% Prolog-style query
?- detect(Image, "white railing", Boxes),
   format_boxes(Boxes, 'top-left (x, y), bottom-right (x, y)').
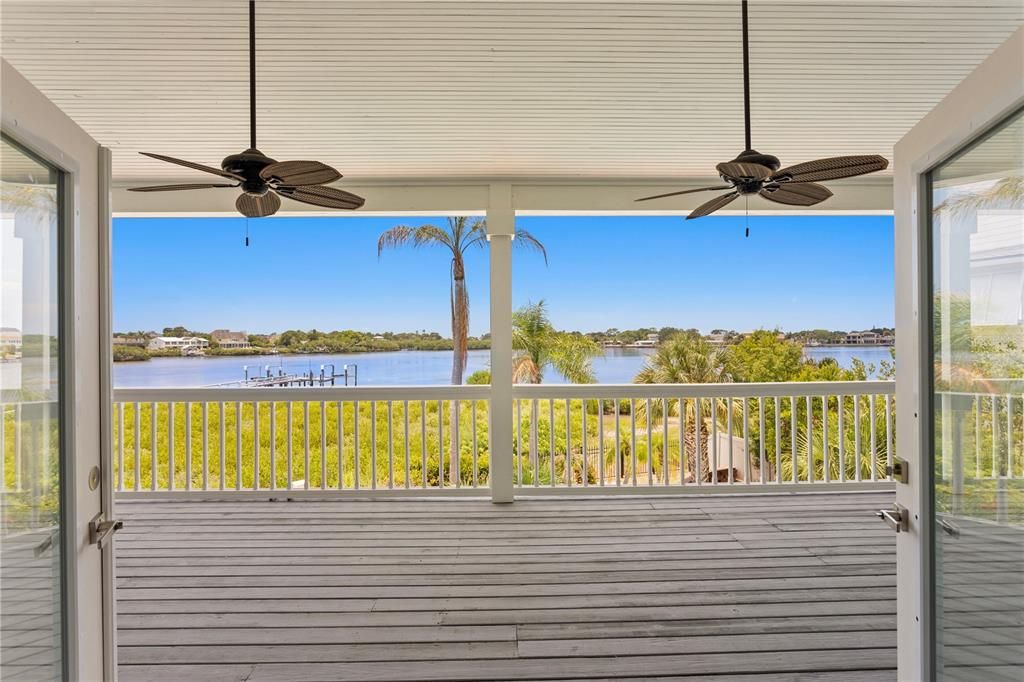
top-left (511, 381), bottom-right (897, 490)
top-left (111, 386), bottom-right (490, 494)
top-left (109, 381), bottom-right (916, 496)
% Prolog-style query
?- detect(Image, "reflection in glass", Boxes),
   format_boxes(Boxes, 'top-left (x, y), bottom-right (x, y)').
top-left (930, 109), bottom-right (1023, 680)
top-left (0, 135), bottom-right (63, 680)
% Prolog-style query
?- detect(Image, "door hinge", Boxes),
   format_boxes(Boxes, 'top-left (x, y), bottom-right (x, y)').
top-left (89, 512), bottom-right (123, 550)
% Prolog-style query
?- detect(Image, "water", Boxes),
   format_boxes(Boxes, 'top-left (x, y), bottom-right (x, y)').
top-left (112, 345), bottom-right (893, 387)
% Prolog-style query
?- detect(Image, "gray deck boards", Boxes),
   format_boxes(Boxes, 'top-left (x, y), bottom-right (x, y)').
top-left (115, 491), bottom-right (897, 681)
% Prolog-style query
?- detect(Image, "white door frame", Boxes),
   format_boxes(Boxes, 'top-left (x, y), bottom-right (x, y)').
top-left (1, 59), bottom-right (114, 681)
top-left (893, 27), bottom-right (1024, 681)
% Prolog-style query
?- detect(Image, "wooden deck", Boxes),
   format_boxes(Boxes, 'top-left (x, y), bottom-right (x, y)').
top-left (115, 491), bottom-right (897, 681)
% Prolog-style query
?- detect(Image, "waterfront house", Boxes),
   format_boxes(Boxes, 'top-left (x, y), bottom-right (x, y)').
top-left (145, 335), bottom-right (209, 352)
top-left (0, 4), bottom-right (1021, 681)
top-left (210, 329), bottom-right (251, 349)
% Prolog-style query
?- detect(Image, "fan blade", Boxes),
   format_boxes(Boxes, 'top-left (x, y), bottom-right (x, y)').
top-left (128, 183), bottom-right (236, 192)
top-left (634, 186), bottom-right (732, 202)
top-left (260, 160), bottom-right (342, 186)
top-left (760, 182), bottom-right (833, 206)
top-left (686, 191), bottom-right (739, 220)
top-left (139, 152), bottom-right (244, 181)
top-left (716, 162), bottom-right (772, 182)
top-left (236, 192), bottom-right (282, 218)
top-left (275, 185), bottom-right (365, 210)
top-left (771, 155), bottom-right (888, 183)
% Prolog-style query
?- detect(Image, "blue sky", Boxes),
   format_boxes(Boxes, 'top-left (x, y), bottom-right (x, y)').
top-left (113, 214), bottom-right (893, 336)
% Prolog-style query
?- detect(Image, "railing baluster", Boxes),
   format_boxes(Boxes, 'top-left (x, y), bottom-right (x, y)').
top-left (582, 399), bottom-right (589, 487)
top-left (727, 398), bottom-right (734, 484)
top-left (566, 399), bottom-right (572, 487)
top-left (678, 398), bottom-right (685, 485)
top-left (614, 399), bottom-right (621, 487)
top-left (320, 401), bottom-right (327, 490)
top-left (287, 402), bottom-right (294, 490)
top-left (549, 399), bottom-right (556, 486)
top-left (202, 402), bottom-right (209, 491)
top-left (838, 395), bottom-right (846, 483)
top-left (472, 400), bottom-right (479, 488)
top-left (1008, 395), bottom-right (1014, 479)
top-left (253, 402), bottom-right (260, 490)
top-left (710, 397), bottom-right (718, 487)
top-left (185, 402), bottom-right (191, 490)
top-left (805, 395), bottom-right (813, 484)
top-left (630, 399), bottom-right (637, 487)
top-left (420, 401), bottom-right (426, 489)
top-left (235, 401), bottom-right (242, 491)
top-left (387, 400), bottom-right (394, 489)
top-left (975, 395), bottom-right (982, 478)
top-left (822, 396), bottom-right (829, 484)
top-left (301, 401), bottom-right (309, 490)
top-left (453, 399), bottom-right (460, 488)
top-left (598, 398), bottom-right (605, 487)
top-left (269, 401), bottom-right (277, 490)
top-left (219, 401), bottom-right (225, 491)
top-left (773, 396), bottom-right (781, 485)
top-left (869, 394), bottom-right (877, 482)
top-left (991, 395), bottom-right (999, 478)
top-left (338, 400), bottom-right (345, 490)
top-left (336, 400), bottom-right (342, 490)
top-left (854, 394), bottom-right (862, 481)
top-left (168, 402), bottom-right (175, 491)
top-left (405, 400), bottom-right (411, 489)
top-left (694, 398), bottom-right (701, 487)
top-left (134, 402), bottom-right (141, 491)
top-left (662, 398), bottom-right (669, 486)
top-left (151, 402), bottom-right (157, 491)
top-left (117, 403), bottom-right (124, 492)
top-left (645, 398), bottom-right (653, 487)
top-left (353, 400), bottom-right (360, 490)
top-left (758, 397), bottom-right (766, 485)
top-left (790, 397), bottom-right (797, 485)
top-left (515, 399), bottom-right (522, 486)
top-left (885, 394), bottom-right (893, 478)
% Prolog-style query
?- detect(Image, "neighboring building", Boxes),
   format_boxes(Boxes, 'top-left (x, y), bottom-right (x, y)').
top-left (633, 333), bottom-right (660, 348)
top-left (844, 331), bottom-right (881, 345)
top-left (211, 329), bottom-right (251, 349)
top-left (113, 335), bottom-right (148, 347)
top-left (147, 336), bottom-right (209, 351)
top-left (0, 327), bottom-right (22, 350)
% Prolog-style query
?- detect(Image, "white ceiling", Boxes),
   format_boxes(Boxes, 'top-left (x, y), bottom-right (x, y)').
top-left (1, 1), bottom-right (1021, 184)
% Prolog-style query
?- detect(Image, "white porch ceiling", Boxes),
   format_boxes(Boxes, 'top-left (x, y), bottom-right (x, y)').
top-left (1, 1), bottom-right (1021, 185)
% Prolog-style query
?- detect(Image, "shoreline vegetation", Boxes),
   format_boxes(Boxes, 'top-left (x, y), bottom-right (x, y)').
top-left (111, 325), bottom-right (896, 363)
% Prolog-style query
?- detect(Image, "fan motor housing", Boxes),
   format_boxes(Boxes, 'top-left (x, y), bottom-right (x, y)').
top-left (733, 149), bottom-right (781, 171)
top-left (222, 148), bottom-right (277, 195)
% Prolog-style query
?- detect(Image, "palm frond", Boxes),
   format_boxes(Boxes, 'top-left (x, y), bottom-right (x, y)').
top-left (512, 228), bottom-right (549, 265)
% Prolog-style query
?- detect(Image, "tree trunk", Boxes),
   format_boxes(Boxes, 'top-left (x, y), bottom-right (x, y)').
top-left (448, 257), bottom-right (468, 486)
top-left (683, 420), bottom-right (712, 483)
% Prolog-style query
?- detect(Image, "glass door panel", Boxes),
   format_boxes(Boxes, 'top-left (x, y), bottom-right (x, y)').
top-left (929, 108), bottom-right (1023, 680)
top-left (0, 135), bottom-right (65, 680)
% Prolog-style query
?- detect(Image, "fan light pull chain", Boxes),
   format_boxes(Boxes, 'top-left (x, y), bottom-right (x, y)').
top-left (744, 197), bottom-right (749, 238)
top-left (245, 217), bottom-right (250, 247)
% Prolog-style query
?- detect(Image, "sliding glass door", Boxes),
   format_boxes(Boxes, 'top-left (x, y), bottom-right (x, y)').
top-left (928, 107), bottom-right (1023, 680)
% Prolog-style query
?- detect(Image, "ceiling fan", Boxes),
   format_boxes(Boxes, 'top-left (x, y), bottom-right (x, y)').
top-left (636, 0), bottom-right (888, 219)
top-left (129, 1), bottom-right (364, 217)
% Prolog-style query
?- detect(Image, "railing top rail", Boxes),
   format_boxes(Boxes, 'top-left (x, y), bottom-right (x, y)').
top-left (112, 384), bottom-right (492, 403)
top-left (511, 380), bottom-right (895, 400)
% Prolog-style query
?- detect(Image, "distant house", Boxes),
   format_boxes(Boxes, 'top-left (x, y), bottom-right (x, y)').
top-left (113, 335), bottom-right (148, 347)
top-left (844, 331), bottom-right (881, 345)
top-left (211, 329), bottom-right (251, 349)
top-left (632, 333), bottom-right (660, 348)
top-left (707, 331), bottom-right (728, 346)
top-left (147, 336), bottom-right (209, 351)
top-left (0, 327), bottom-right (22, 349)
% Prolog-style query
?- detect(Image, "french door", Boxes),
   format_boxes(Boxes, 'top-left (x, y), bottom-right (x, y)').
top-left (0, 60), bottom-right (116, 680)
top-left (894, 27), bottom-right (1024, 682)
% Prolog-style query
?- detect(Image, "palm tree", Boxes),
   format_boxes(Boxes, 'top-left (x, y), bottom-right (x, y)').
top-left (634, 333), bottom-right (735, 482)
top-left (512, 300), bottom-right (600, 385)
top-left (378, 217), bottom-right (545, 484)
top-left (512, 301), bottom-right (601, 484)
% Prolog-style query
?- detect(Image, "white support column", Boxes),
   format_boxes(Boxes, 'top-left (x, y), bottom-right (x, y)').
top-left (488, 183), bottom-right (514, 503)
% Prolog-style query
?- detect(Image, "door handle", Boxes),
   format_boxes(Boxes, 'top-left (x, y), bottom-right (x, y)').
top-left (874, 504), bottom-right (909, 533)
top-left (89, 512), bottom-right (124, 550)
top-left (938, 518), bottom-right (960, 539)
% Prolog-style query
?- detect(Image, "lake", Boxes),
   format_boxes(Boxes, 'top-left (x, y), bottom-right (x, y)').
top-left (111, 345), bottom-right (894, 387)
